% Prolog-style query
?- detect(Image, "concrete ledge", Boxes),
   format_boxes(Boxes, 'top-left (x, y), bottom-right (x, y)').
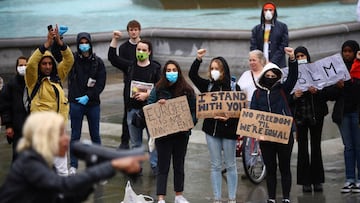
top-left (1, 22), bottom-right (359, 78)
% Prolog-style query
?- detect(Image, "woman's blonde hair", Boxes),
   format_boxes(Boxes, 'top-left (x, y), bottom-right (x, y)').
top-left (17, 111), bottom-right (64, 167)
top-left (208, 58), bottom-right (225, 81)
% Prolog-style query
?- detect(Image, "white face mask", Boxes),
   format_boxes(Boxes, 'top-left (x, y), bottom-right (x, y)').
top-left (211, 70), bottom-right (221, 81)
top-left (297, 59), bottom-right (308, 64)
top-left (265, 10), bottom-right (273, 21)
top-left (17, 65), bottom-right (26, 76)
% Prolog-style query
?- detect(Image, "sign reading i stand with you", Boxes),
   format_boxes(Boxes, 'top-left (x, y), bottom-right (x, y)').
top-left (196, 91), bottom-right (247, 118)
top-left (281, 53), bottom-right (350, 93)
top-left (237, 109), bottom-right (293, 144)
top-left (143, 96), bottom-right (194, 139)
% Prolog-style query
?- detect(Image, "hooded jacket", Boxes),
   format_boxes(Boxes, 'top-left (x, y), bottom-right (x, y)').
top-left (25, 44), bottom-right (74, 120)
top-left (331, 40), bottom-right (360, 124)
top-left (189, 57), bottom-right (239, 140)
top-left (251, 60), bottom-right (298, 135)
top-left (68, 32), bottom-right (106, 106)
top-left (250, 2), bottom-right (288, 68)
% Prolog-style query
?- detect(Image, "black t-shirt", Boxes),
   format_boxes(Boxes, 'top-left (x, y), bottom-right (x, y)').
top-left (127, 62), bottom-right (160, 109)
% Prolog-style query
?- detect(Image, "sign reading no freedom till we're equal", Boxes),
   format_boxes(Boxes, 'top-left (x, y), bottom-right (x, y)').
top-left (143, 95), bottom-right (194, 139)
top-left (237, 109), bottom-right (293, 144)
top-left (196, 91), bottom-right (247, 118)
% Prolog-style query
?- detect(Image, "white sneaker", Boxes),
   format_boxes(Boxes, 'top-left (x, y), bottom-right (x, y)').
top-left (175, 195), bottom-right (189, 203)
top-left (157, 200), bottom-right (166, 203)
top-left (69, 167), bottom-right (77, 176)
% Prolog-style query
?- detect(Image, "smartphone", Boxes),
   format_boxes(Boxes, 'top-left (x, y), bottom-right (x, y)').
top-left (47, 25), bottom-right (53, 31)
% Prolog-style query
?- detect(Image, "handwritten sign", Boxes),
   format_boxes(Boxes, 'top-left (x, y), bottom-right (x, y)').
top-left (143, 96), bottom-right (194, 138)
top-left (281, 53), bottom-right (350, 93)
top-left (196, 91), bottom-right (247, 118)
top-left (237, 109), bottom-right (293, 144)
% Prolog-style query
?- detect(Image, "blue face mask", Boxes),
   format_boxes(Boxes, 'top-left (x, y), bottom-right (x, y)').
top-left (166, 72), bottom-right (178, 83)
top-left (79, 43), bottom-right (91, 52)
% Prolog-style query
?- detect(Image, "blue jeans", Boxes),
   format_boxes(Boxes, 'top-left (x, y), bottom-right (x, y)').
top-left (338, 112), bottom-right (360, 183)
top-left (206, 134), bottom-right (237, 200)
top-left (69, 103), bottom-right (101, 168)
top-left (127, 108), bottom-right (157, 168)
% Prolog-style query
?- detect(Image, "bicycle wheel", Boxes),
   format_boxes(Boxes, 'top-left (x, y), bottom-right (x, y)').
top-left (242, 136), bottom-right (266, 184)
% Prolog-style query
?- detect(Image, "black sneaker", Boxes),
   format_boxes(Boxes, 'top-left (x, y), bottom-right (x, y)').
top-left (281, 199), bottom-right (290, 203)
top-left (118, 142), bottom-right (130, 149)
top-left (341, 182), bottom-right (354, 193)
top-left (267, 199), bottom-right (276, 203)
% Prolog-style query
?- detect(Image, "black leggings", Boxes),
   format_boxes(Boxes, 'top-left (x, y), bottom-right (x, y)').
top-left (260, 138), bottom-right (294, 199)
top-left (155, 133), bottom-right (189, 195)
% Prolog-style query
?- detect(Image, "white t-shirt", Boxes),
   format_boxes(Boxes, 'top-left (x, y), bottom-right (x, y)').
top-left (263, 24), bottom-right (272, 61)
top-left (237, 70), bottom-right (259, 102)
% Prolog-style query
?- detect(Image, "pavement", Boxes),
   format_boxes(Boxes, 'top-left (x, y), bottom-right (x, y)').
top-left (0, 70), bottom-right (357, 203)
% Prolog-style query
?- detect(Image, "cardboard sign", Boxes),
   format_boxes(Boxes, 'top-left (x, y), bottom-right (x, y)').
top-left (281, 53), bottom-right (350, 93)
top-left (143, 95), bottom-right (194, 138)
top-left (196, 91), bottom-right (247, 118)
top-left (237, 109), bottom-right (293, 144)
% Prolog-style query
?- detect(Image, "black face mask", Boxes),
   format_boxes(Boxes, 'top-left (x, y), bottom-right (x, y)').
top-left (262, 77), bottom-right (278, 89)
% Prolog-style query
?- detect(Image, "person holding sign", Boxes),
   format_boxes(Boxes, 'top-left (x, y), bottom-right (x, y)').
top-left (189, 49), bottom-right (239, 203)
top-left (291, 46), bottom-right (328, 193)
top-left (250, 47), bottom-right (298, 203)
top-left (148, 60), bottom-right (196, 203)
top-left (333, 40), bottom-right (360, 193)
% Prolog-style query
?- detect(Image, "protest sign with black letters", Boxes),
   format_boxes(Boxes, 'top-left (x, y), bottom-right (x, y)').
top-left (281, 53), bottom-right (350, 93)
top-left (196, 91), bottom-right (247, 118)
top-left (237, 109), bottom-right (293, 144)
top-left (143, 95), bottom-right (194, 138)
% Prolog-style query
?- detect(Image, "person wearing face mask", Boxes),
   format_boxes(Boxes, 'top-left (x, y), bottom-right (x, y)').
top-left (251, 47), bottom-right (297, 203)
top-left (250, 2), bottom-right (288, 68)
top-left (109, 39), bottom-right (161, 175)
top-left (290, 46), bottom-right (331, 193)
top-left (189, 49), bottom-right (239, 203)
top-left (148, 60), bottom-right (196, 203)
top-left (67, 32), bottom-right (107, 175)
top-left (0, 56), bottom-right (29, 162)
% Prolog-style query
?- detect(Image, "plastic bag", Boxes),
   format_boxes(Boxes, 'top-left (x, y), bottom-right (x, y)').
top-left (148, 137), bottom-right (155, 152)
top-left (121, 181), bottom-right (154, 203)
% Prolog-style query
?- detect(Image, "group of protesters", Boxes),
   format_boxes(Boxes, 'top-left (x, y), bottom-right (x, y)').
top-left (0, 1), bottom-right (360, 203)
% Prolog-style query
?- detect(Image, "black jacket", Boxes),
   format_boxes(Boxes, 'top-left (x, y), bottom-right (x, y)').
top-left (0, 149), bottom-right (116, 203)
top-left (0, 74), bottom-right (28, 141)
top-left (189, 58), bottom-right (239, 140)
top-left (68, 32), bottom-right (106, 106)
top-left (250, 6), bottom-right (288, 68)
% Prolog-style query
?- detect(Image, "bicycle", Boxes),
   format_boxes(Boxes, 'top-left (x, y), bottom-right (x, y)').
top-left (239, 135), bottom-right (266, 184)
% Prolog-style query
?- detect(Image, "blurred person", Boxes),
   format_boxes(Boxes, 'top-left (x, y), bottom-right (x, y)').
top-left (25, 24), bottom-right (74, 176)
top-left (148, 60), bottom-right (197, 203)
top-left (250, 2), bottom-right (288, 68)
top-left (0, 111), bottom-right (146, 203)
top-left (189, 49), bottom-right (239, 203)
top-left (108, 20), bottom-right (141, 150)
top-left (251, 47), bottom-right (298, 203)
top-left (67, 32), bottom-right (106, 175)
top-left (0, 56), bottom-right (29, 162)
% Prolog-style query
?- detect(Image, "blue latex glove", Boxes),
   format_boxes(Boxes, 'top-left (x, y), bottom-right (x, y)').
top-left (75, 95), bottom-right (89, 105)
top-left (58, 25), bottom-right (68, 36)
